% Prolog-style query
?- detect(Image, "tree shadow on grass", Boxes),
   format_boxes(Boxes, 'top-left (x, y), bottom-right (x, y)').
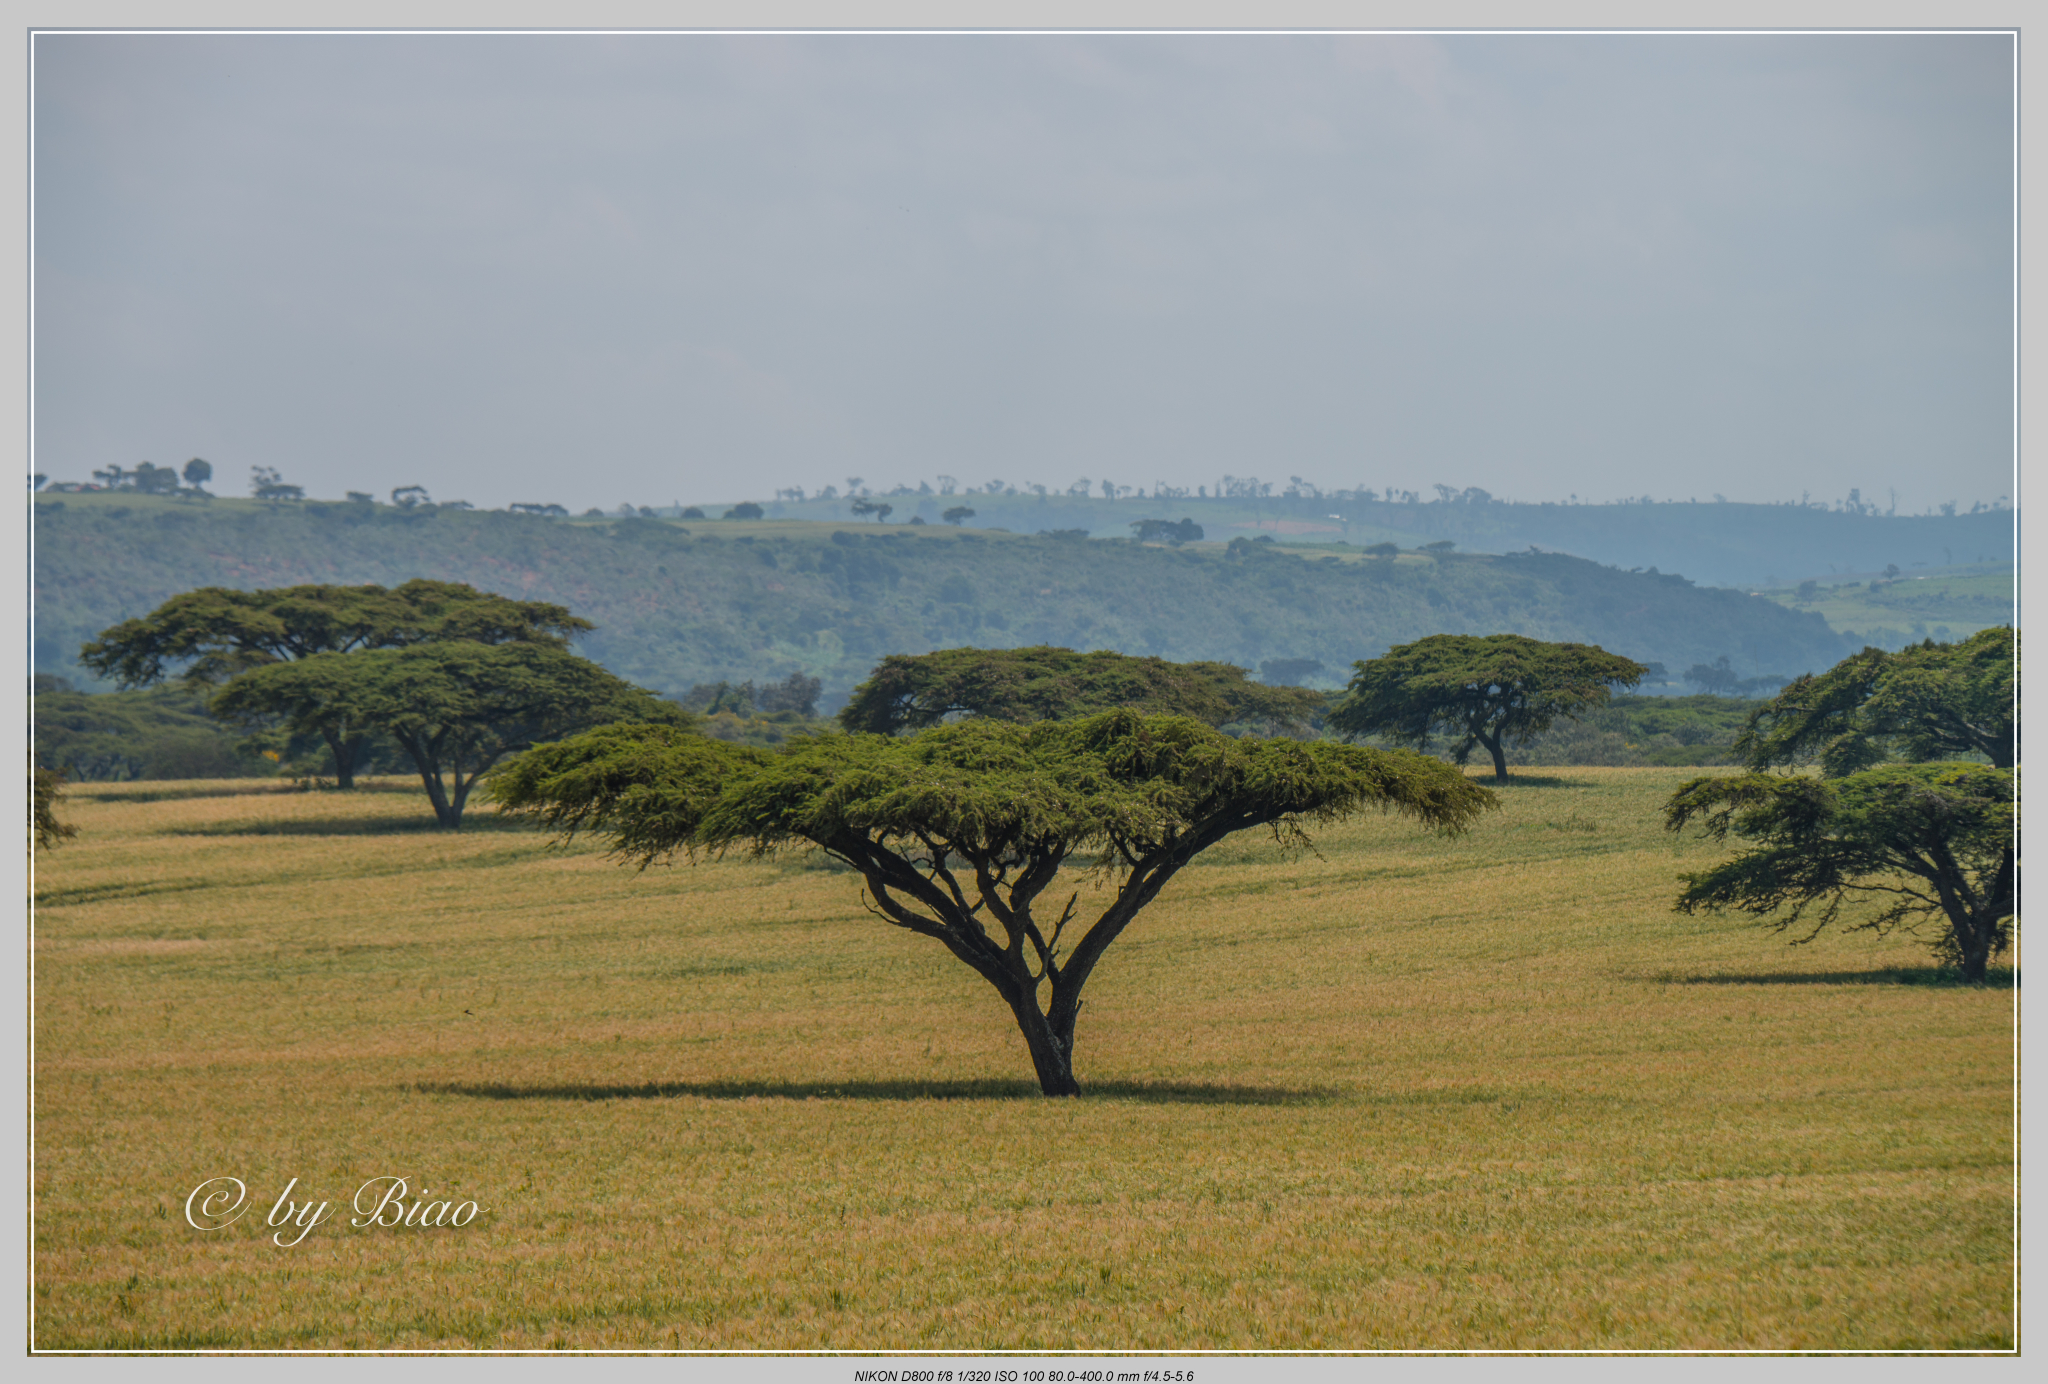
top-left (85, 778), bottom-right (430, 804)
top-left (1667, 966), bottom-right (2015, 990)
top-left (1482, 774), bottom-right (1592, 789)
top-left (413, 1077), bottom-right (1344, 1105)
top-left (176, 814), bottom-right (537, 837)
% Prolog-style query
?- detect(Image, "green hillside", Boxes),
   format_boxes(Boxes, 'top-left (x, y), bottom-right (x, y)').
top-left (33, 494), bottom-right (1849, 705)
top-left (1752, 567), bottom-right (2014, 648)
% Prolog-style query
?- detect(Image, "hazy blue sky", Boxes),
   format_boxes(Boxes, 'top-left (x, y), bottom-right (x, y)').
top-left (33, 31), bottom-right (2013, 512)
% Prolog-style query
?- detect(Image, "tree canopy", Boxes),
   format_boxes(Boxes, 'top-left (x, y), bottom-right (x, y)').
top-left (488, 709), bottom-right (1494, 1094)
top-left (80, 580), bottom-right (593, 786)
top-left (33, 762), bottom-right (78, 850)
top-left (1733, 627), bottom-right (2014, 776)
top-left (837, 646), bottom-right (1326, 737)
top-left (1129, 518), bottom-right (1204, 545)
top-left (1329, 634), bottom-right (1646, 781)
top-left (214, 641), bottom-right (687, 828)
top-left (1666, 762), bottom-right (2014, 981)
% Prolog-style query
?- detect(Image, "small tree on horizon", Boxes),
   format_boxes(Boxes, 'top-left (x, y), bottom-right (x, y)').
top-left (488, 711), bottom-right (1493, 1095)
top-left (250, 467), bottom-right (305, 502)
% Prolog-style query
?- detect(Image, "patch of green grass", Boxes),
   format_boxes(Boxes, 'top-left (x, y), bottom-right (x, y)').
top-left (1756, 566), bottom-right (2013, 646)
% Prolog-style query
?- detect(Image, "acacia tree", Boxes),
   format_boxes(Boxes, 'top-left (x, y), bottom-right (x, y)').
top-left (80, 581), bottom-right (592, 787)
top-left (1329, 634), bottom-right (1646, 781)
top-left (213, 642), bottom-right (687, 828)
top-left (489, 710), bottom-right (1493, 1095)
top-left (1666, 763), bottom-right (2014, 981)
top-left (1734, 627), bottom-right (2014, 776)
top-left (839, 646), bottom-right (1325, 737)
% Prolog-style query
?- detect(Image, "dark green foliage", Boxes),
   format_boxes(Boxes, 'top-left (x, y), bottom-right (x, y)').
top-left (1733, 627), bottom-right (2013, 776)
top-left (1666, 764), bottom-right (2014, 981)
top-left (80, 579), bottom-right (590, 688)
top-left (488, 710), bottom-right (1494, 1094)
top-left (79, 579), bottom-right (592, 787)
top-left (757, 671), bottom-right (822, 716)
top-left (837, 647), bottom-right (1325, 736)
top-left (680, 671), bottom-right (822, 718)
top-left (1683, 655), bottom-right (1786, 697)
top-left (33, 763), bottom-right (79, 849)
top-left (682, 681), bottom-right (757, 716)
top-left (33, 679), bottom-right (263, 782)
top-left (213, 642), bottom-right (688, 828)
top-left (942, 506), bottom-right (976, 526)
top-left (724, 503), bottom-right (765, 520)
top-left (1494, 695), bottom-right (1759, 769)
top-left (1129, 518), bottom-right (1204, 545)
top-left (1330, 634), bottom-right (1646, 781)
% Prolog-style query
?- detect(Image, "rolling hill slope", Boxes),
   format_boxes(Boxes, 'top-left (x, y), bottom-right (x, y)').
top-left (35, 495), bottom-right (1850, 703)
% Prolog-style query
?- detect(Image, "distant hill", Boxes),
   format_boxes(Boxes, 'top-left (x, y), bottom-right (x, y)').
top-left (736, 491), bottom-right (2014, 591)
top-left (34, 495), bottom-right (1851, 705)
top-left (1751, 567), bottom-right (2013, 649)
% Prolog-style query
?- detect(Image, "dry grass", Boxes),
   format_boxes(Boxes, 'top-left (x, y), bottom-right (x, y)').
top-left (30, 769), bottom-right (2014, 1351)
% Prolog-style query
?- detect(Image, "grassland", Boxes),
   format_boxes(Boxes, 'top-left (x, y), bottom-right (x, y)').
top-left (31, 770), bottom-right (2013, 1351)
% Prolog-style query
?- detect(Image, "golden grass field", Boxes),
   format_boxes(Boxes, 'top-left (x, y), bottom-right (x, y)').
top-left (31, 767), bottom-right (2014, 1351)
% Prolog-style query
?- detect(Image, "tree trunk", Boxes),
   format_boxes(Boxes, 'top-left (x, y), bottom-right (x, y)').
top-left (1008, 992), bottom-right (1081, 1097)
top-left (419, 769), bottom-right (464, 829)
top-left (1956, 907), bottom-right (1998, 982)
top-left (393, 733), bottom-right (463, 829)
top-left (1478, 731), bottom-right (1509, 782)
top-left (320, 728), bottom-right (360, 790)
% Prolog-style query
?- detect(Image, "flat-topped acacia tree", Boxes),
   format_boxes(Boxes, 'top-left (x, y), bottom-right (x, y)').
top-left (1331, 633), bottom-right (1646, 782)
top-left (80, 580), bottom-right (592, 788)
top-left (488, 710), bottom-right (1493, 1096)
top-left (838, 645), bottom-right (1326, 737)
top-left (213, 641), bottom-right (686, 829)
top-left (1733, 626), bottom-right (2014, 777)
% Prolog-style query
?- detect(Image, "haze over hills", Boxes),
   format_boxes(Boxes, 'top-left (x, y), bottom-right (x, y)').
top-left (34, 494), bottom-right (1875, 707)
top-left (695, 489), bottom-right (2016, 592)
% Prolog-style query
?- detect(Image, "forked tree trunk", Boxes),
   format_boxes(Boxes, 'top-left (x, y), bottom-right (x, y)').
top-left (1008, 991), bottom-right (1081, 1097)
top-left (1954, 903), bottom-right (2002, 982)
top-left (319, 728), bottom-right (366, 790)
top-left (1939, 850), bottom-right (2011, 984)
top-left (392, 731), bottom-right (470, 829)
